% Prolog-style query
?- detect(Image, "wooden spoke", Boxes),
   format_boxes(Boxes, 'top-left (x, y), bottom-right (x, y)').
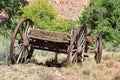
top-left (17, 29), bottom-right (23, 40)
top-left (14, 43), bottom-right (22, 48)
top-left (23, 48), bottom-right (28, 63)
top-left (16, 47), bottom-right (24, 63)
top-left (15, 46), bottom-right (24, 55)
top-left (15, 38), bottom-right (23, 43)
top-left (72, 52), bottom-right (77, 63)
top-left (79, 32), bottom-right (85, 46)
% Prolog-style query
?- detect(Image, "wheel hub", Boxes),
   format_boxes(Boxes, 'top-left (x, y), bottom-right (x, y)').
top-left (23, 39), bottom-right (29, 47)
top-left (77, 46), bottom-right (83, 53)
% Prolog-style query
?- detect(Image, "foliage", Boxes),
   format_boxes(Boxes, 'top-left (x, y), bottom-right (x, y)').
top-left (78, 0), bottom-right (120, 44)
top-left (104, 42), bottom-right (120, 52)
top-left (19, 0), bottom-right (75, 32)
top-left (0, 0), bottom-right (28, 36)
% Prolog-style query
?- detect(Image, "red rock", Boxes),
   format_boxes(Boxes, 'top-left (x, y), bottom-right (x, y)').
top-left (60, 0), bottom-right (68, 3)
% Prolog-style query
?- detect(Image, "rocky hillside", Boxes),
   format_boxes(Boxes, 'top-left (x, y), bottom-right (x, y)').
top-left (0, 0), bottom-right (90, 23)
top-left (50, 0), bottom-right (90, 20)
top-left (27, 0), bottom-right (90, 20)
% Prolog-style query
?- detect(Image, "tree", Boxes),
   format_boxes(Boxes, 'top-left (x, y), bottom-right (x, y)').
top-left (78, 0), bottom-right (120, 44)
top-left (0, 0), bottom-right (28, 36)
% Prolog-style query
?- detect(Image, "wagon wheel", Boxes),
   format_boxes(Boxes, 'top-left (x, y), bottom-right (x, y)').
top-left (10, 18), bottom-right (34, 64)
top-left (94, 32), bottom-right (102, 63)
top-left (66, 26), bottom-right (87, 65)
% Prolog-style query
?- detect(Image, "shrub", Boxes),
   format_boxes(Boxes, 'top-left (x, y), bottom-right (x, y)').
top-left (19, 0), bottom-right (75, 32)
top-left (104, 42), bottom-right (120, 52)
top-left (78, 0), bottom-right (120, 45)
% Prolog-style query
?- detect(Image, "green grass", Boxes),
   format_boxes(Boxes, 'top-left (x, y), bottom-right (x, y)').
top-left (0, 36), bottom-right (10, 64)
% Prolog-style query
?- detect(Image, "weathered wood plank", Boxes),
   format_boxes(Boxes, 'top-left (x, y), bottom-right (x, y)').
top-left (29, 29), bottom-right (70, 43)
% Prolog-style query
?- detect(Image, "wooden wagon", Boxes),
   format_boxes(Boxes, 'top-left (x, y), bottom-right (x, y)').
top-left (10, 18), bottom-right (102, 65)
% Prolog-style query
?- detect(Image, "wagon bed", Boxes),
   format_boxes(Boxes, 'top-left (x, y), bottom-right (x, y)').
top-left (29, 28), bottom-right (70, 53)
top-left (29, 29), bottom-right (70, 43)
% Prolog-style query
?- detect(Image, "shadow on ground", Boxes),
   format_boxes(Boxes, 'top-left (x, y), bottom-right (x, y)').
top-left (29, 58), bottom-right (67, 68)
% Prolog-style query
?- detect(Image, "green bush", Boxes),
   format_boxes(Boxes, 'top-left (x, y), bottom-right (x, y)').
top-left (0, 0), bottom-right (28, 37)
top-left (19, 0), bottom-right (75, 32)
top-left (78, 0), bottom-right (120, 45)
top-left (105, 42), bottom-right (120, 52)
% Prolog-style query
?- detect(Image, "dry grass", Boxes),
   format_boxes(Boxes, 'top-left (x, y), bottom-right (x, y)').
top-left (102, 51), bottom-right (120, 62)
top-left (0, 50), bottom-right (120, 80)
top-left (61, 64), bottom-right (82, 74)
top-left (2, 64), bottom-right (54, 80)
top-left (113, 71), bottom-right (120, 80)
top-left (106, 60), bottom-right (114, 68)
